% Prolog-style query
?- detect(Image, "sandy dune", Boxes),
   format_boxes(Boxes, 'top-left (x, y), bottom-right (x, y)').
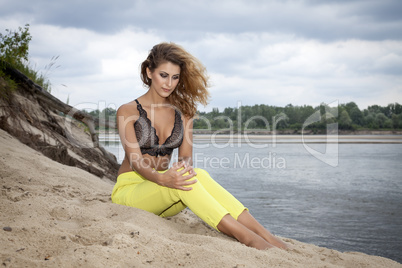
top-left (1, 129), bottom-right (401, 267)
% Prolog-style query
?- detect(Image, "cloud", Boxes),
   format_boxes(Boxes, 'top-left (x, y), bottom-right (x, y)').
top-left (1, 0), bottom-right (401, 112)
top-left (21, 24), bottom-right (164, 108)
top-left (191, 33), bottom-right (402, 110)
top-left (2, 0), bottom-right (402, 40)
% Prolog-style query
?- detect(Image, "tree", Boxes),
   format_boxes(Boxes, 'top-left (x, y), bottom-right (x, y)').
top-left (1, 24), bottom-right (54, 93)
top-left (392, 114), bottom-right (402, 129)
top-left (0, 24), bottom-right (31, 66)
top-left (214, 118), bottom-right (228, 129)
top-left (375, 113), bottom-right (388, 128)
top-left (223, 107), bottom-right (233, 117)
top-left (339, 110), bottom-right (352, 129)
top-left (192, 102), bottom-right (401, 131)
top-left (345, 102), bottom-right (359, 114)
top-left (364, 113), bottom-right (377, 129)
top-left (394, 103), bottom-right (402, 115)
top-left (367, 105), bottom-right (381, 115)
top-left (284, 104), bottom-right (300, 125)
top-left (384, 119), bottom-right (393, 129)
top-left (350, 107), bottom-right (364, 126)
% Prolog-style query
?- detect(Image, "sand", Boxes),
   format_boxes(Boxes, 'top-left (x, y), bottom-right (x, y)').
top-left (1, 128), bottom-right (401, 268)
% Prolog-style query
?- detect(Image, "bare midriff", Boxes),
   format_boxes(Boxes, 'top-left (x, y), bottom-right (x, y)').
top-left (118, 154), bottom-right (172, 175)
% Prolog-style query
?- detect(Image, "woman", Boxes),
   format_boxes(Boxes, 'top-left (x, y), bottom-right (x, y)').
top-left (111, 42), bottom-right (288, 250)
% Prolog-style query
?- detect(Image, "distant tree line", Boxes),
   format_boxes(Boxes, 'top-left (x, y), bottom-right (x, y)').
top-left (194, 102), bottom-right (402, 132)
top-left (88, 102), bottom-right (402, 132)
top-left (87, 108), bottom-right (117, 130)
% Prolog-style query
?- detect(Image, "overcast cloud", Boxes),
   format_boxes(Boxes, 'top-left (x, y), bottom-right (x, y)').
top-left (1, 0), bottom-right (401, 112)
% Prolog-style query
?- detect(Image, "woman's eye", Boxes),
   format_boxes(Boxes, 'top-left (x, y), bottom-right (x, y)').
top-left (173, 76), bottom-right (180, 80)
top-left (160, 73), bottom-right (168, 78)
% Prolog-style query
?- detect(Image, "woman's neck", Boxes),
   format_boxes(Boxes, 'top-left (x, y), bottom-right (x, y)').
top-left (142, 90), bottom-right (169, 105)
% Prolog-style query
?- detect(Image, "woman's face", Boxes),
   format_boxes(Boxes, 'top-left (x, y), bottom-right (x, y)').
top-left (147, 61), bottom-right (180, 98)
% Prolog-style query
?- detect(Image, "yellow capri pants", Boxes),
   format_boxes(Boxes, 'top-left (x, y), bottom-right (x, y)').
top-left (111, 168), bottom-right (247, 231)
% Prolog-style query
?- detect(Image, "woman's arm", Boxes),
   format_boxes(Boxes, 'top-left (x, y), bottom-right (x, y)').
top-left (117, 105), bottom-right (196, 190)
top-left (116, 104), bottom-right (161, 182)
top-left (178, 115), bottom-right (195, 167)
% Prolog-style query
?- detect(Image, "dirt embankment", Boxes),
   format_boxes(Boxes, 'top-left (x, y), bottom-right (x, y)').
top-left (0, 63), bottom-right (119, 181)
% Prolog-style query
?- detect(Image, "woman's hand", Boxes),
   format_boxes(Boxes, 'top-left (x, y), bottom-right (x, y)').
top-left (157, 161), bottom-right (197, 191)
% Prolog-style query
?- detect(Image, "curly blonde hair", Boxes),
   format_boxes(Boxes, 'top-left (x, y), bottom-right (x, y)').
top-left (140, 42), bottom-right (210, 118)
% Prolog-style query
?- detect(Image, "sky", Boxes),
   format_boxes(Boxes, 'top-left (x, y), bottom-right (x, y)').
top-left (1, 0), bottom-right (402, 113)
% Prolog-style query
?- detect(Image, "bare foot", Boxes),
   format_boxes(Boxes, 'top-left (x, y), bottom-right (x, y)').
top-left (217, 215), bottom-right (275, 250)
top-left (267, 235), bottom-right (289, 250)
top-left (236, 210), bottom-right (289, 250)
top-left (247, 234), bottom-right (275, 250)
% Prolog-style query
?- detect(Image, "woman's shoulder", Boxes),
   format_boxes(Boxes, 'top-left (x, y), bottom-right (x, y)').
top-left (117, 100), bottom-right (139, 118)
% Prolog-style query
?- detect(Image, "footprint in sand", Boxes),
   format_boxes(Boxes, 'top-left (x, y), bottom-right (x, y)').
top-left (49, 206), bottom-right (82, 229)
top-left (2, 185), bottom-right (32, 202)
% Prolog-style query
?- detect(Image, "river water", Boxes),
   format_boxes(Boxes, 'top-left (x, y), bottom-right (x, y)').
top-left (101, 135), bottom-right (402, 263)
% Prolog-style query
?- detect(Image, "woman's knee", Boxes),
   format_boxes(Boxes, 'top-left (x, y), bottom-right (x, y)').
top-left (193, 168), bottom-right (218, 186)
top-left (193, 168), bottom-right (211, 178)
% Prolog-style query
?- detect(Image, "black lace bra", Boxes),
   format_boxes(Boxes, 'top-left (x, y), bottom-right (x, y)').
top-left (133, 99), bottom-right (183, 157)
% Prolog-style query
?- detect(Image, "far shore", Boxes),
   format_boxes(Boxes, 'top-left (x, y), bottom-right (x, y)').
top-left (97, 131), bottom-right (402, 144)
top-left (192, 134), bottom-right (402, 144)
top-left (97, 129), bottom-right (402, 135)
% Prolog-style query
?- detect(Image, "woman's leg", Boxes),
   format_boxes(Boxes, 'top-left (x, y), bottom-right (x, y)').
top-left (237, 210), bottom-right (288, 249)
top-left (113, 171), bottom-right (285, 250)
top-left (193, 168), bottom-right (288, 249)
top-left (159, 201), bottom-right (187, 217)
top-left (112, 171), bottom-right (187, 217)
top-left (217, 214), bottom-right (274, 250)
top-left (116, 171), bottom-right (230, 229)
top-left (192, 168), bottom-right (246, 220)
